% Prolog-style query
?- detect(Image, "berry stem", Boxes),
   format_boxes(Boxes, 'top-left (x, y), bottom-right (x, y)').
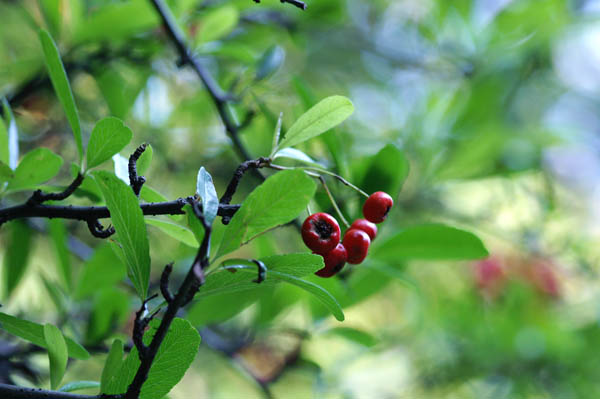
top-left (303, 166), bottom-right (369, 198)
top-left (268, 164), bottom-right (369, 198)
top-left (318, 176), bottom-right (350, 228)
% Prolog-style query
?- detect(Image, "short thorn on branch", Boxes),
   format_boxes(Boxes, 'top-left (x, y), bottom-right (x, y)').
top-left (86, 218), bottom-right (115, 238)
top-left (129, 143), bottom-right (148, 197)
top-left (133, 293), bottom-right (160, 361)
top-left (220, 157), bottom-right (271, 225)
top-left (160, 263), bottom-right (174, 303)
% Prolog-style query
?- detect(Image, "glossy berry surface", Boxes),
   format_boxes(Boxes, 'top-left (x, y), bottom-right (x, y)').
top-left (363, 191), bottom-right (393, 224)
top-left (350, 219), bottom-right (378, 241)
top-left (301, 213), bottom-right (341, 255)
top-left (315, 244), bottom-right (347, 277)
top-left (342, 229), bottom-right (370, 264)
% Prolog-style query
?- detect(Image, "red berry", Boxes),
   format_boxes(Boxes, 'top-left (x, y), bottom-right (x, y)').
top-left (363, 191), bottom-right (393, 224)
top-left (301, 213), bottom-right (341, 255)
top-left (342, 229), bottom-right (370, 264)
top-left (315, 244), bottom-right (347, 277)
top-left (350, 219), bottom-right (377, 241)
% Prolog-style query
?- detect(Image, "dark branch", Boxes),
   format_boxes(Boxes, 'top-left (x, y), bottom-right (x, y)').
top-left (0, 383), bottom-right (123, 399)
top-left (160, 263), bottom-right (174, 303)
top-left (148, 0), bottom-right (265, 181)
top-left (125, 199), bottom-right (212, 399)
top-left (0, 200), bottom-right (239, 229)
top-left (219, 157), bottom-right (271, 224)
top-left (128, 144), bottom-right (148, 197)
top-left (132, 294), bottom-right (159, 360)
top-left (27, 173), bottom-right (84, 205)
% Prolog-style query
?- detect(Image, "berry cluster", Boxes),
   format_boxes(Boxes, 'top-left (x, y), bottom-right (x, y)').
top-left (302, 191), bottom-right (394, 277)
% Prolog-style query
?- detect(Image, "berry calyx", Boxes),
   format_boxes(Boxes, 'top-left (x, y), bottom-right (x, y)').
top-left (301, 212), bottom-right (341, 255)
top-left (342, 229), bottom-right (370, 264)
top-left (350, 219), bottom-right (377, 241)
top-left (315, 244), bottom-right (347, 277)
top-left (363, 191), bottom-right (393, 224)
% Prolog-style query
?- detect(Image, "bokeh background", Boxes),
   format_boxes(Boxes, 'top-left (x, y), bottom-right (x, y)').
top-left (2, 0), bottom-right (600, 397)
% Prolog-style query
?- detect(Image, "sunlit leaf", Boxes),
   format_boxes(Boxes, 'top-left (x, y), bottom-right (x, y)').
top-left (93, 171), bottom-right (150, 299)
top-left (104, 318), bottom-right (200, 399)
top-left (277, 96), bottom-right (354, 150)
top-left (44, 323), bottom-right (68, 389)
top-left (0, 312), bottom-right (89, 359)
top-left (38, 29), bottom-right (83, 163)
top-left (6, 148), bottom-right (63, 192)
top-left (86, 117), bottom-right (133, 169)
top-left (217, 170), bottom-right (315, 258)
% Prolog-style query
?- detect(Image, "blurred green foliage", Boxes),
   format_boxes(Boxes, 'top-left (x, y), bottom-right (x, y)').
top-left (1, 0), bottom-right (600, 398)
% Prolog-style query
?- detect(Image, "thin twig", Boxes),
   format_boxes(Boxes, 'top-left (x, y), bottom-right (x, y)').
top-left (128, 143), bottom-right (148, 197)
top-left (27, 173), bottom-right (84, 205)
top-left (124, 198), bottom-right (212, 399)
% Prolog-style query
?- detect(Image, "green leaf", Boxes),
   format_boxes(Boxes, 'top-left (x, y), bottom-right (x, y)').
top-left (137, 143), bottom-right (153, 175)
top-left (216, 169), bottom-right (316, 258)
top-left (269, 270), bottom-right (344, 321)
top-left (194, 5), bottom-right (239, 44)
top-left (101, 339), bottom-right (124, 394)
top-left (184, 204), bottom-right (205, 245)
top-left (326, 327), bottom-right (377, 347)
top-left (201, 256), bottom-right (343, 321)
top-left (272, 148), bottom-right (322, 167)
top-left (255, 45), bottom-right (285, 81)
top-left (372, 224), bottom-right (489, 260)
top-left (145, 218), bottom-right (197, 248)
top-left (44, 324), bottom-right (68, 389)
top-left (6, 148), bottom-right (63, 192)
top-left (140, 185), bottom-right (167, 203)
top-left (0, 312), bottom-right (89, 360)
top-left (277, 96), bottom-right (354, 150)
top-left (196, 167), bottom-right (218, 227)
top-left (3, 221), bottom-right (33, 298)
top-left (86, 117), bottom-right (133, 169)
top-left (93, 171), bottom-right (150, 299)
top-left (48, 219), bottom-right (72, 291)
top-left (104, 318), bottom-right (201, 399)
top-left (360, 144), bottom-right (409, 197)
top-left (59, 381), bottom-right (100, 393)
top-left (199, 254), bottom-right (323, 297)
top-left (0, 161), bottom-right (13, 185)
top-left (76, 244), bottom-right (126, 299)
top-left (38, 29), bottom-right (83, 163)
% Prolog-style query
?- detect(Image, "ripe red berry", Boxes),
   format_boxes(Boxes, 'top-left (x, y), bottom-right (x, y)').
top-left (315, 244), bottom-right (347, 277)
top-left (363, 191), bottom-right (393, 224)
top-left (350, 219), bottom-right (377, 241)
top-left (301, 213), bottom-right (341, 255)
top-left (342, 229), bottom-right (370, 264)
